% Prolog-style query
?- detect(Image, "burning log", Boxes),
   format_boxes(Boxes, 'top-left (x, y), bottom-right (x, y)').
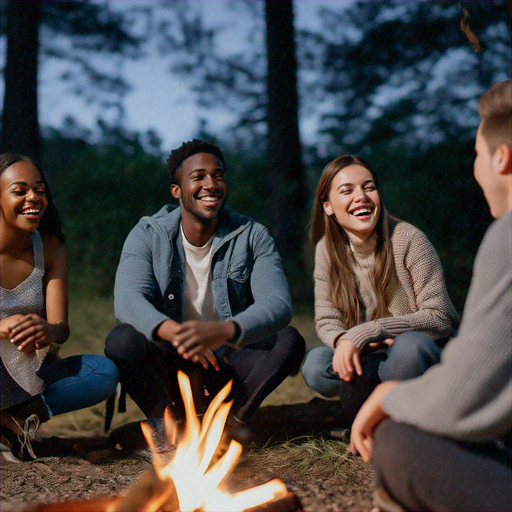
top-left (111, 467), bottom-right (179, 512)
top-left (23, 489), bottom-right (302, 512)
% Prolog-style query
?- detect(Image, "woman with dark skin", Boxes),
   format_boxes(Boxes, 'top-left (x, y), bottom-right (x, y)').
top-left (0, 154), bottom-right (118, 461)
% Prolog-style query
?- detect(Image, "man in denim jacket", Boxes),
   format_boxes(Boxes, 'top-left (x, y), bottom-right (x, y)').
top-left (105, 139), bottom-right (305, 431)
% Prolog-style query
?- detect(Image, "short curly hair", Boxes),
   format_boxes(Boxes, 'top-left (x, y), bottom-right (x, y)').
top-left (166, 139), bottom-right (226, 185)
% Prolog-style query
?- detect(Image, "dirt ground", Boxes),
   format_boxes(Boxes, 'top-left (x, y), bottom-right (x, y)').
top-left (0, 416), bottom-right (376, 512)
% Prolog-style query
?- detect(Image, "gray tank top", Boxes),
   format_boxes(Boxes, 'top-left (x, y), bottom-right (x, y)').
top-left (0, 231), bottom-right (49, 400)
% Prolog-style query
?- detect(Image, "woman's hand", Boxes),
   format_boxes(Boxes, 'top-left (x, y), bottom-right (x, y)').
top-left (333, 339), bottom-right (362, 382)
top-left (8, 314), bottom-right (66, 353)
top-left (350, 381), bottom-right (398, 462)
top-left (0, 315), bottom-right (24, 340)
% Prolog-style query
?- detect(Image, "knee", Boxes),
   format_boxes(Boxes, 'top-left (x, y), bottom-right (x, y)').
top-left (302, 347), bottom-right (336, 396)
top-left (105, 323), bottom-right (148, 363)
top-left (81, 355), bottom-right (119, 396)
top-left (380, 332), bottom-right (440, 381)
top-left (276, 326), bottom-right (306, 373)
top-left (279, 326), bottom-right (306, 354)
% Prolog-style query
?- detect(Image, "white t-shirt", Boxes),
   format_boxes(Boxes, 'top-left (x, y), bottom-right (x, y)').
top-left (181, 224), bottom-right (219, 322)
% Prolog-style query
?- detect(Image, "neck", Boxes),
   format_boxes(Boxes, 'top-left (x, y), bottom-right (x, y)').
top-left (181, 214), bottom-right (219, 247)
top-left (0, 223), bottom-right (33, 254)
top-left (345, 228), bottom-right (376, 245)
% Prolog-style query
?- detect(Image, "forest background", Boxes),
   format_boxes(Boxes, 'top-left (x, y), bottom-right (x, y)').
top-left (2, 0), bottom-right (511, 318)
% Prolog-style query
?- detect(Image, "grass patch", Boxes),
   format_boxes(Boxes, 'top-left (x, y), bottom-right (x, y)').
top-left (244, 436), bottom-right (372, 485)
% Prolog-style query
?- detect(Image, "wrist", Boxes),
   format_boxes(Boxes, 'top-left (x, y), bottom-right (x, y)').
top-left (225, 321), bottom-right (241, 345)
top-left (156, 319), bottom-right (179, 342)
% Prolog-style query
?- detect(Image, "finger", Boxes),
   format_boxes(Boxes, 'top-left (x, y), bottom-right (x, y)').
top-left (11, 325), bottom-right (41, 344)
top-left (9, 320), bottom-right (37, 338)
top-left (204, 351), bottom-right (219, 370)
top-left (360, 436), bottom-right (373, 462)
top-left (18, 338), bottom-right (38, 353)
top-left (193, 355), bottom-right (209, 369)
top-left (353, 352), bottom-right (363, 376)
top-left (181, 344), bottom-right (204, 360)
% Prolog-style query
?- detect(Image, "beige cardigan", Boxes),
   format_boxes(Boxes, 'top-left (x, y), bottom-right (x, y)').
top-left (314, 222), bottom-right (459, 349)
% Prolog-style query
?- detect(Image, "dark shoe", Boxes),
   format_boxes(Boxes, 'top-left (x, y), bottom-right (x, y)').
top-left (108, 418), bottom-right (175, 455)
top-left (226, 415), bottom-right (255, 446)
top-left (321, 427), bottom-right (351, 443)
top-left (0, 414), bottom-right (41, 462)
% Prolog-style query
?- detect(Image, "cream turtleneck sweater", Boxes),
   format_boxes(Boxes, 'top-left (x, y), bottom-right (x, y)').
top-left (314, 221), bottom-right (459, 349)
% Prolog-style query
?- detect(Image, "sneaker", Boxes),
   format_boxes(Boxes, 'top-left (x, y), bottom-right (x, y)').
top-left (0, 414), bottom-right (41, 462)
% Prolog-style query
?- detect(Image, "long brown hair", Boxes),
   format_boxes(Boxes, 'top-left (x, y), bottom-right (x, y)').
top-left (311, 155), bottom-right (396, 328)
top-left (0, 154), bottom-right (65, 243)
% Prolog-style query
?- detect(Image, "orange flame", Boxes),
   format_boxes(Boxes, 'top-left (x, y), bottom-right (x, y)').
top-left (141, 370), bottom-right (288, 512)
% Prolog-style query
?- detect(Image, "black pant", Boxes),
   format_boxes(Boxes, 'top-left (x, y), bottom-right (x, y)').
top-left (105, 324), bottom-right (305, 424)
top-left (373, 419), bottom-right (511, 512)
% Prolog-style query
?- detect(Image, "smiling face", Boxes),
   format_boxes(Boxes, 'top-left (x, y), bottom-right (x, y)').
top-left (0, 161), bottom-right (48, 235)
top-left (323, 164), bottom-right (381, 243)
top-left (171, 152), bottom-right (228, 225)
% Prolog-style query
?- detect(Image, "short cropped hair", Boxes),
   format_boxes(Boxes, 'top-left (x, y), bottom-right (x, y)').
top-left (166, 139), bottom-right (226, 185)
top-left (478, 80), bottom-right (511, 154)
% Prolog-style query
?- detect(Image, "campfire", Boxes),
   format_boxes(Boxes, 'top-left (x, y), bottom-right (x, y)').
top-left (26, 371), bottom-right (302, 512)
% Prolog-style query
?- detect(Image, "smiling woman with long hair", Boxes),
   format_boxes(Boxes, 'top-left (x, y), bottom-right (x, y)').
top-left (302, 155), bottom-right (459, 428)
top-left (0, 154), bottom-right (118, 462)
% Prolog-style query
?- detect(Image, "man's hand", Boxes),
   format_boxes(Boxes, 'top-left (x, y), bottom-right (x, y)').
top-left (333, 339), bottom-right (362, 382)
top-left (156, 319), bottom-right (181, 343)
top-left (195, 350), bottom-right (219, 371)
top-left (7, 314), bottom-right (62, 353)
top-left (173, 320), bottom-right (236, 359)
top-left (350, 381), bottom-right (398, 462)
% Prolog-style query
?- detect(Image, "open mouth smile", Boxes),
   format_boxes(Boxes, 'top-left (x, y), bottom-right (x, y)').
top-left (19, 207), bottom-right (42, 219)
top-left (197, 195), bottom-right (222, 206)
top-left (349, 206), bottom-right (373, 218)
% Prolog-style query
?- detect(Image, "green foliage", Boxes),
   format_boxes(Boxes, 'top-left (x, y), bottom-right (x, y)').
top-left (42, 130), bottom-right (169, 294)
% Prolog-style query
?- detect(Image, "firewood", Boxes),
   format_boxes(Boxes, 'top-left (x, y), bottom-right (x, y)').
top-left (244, 491), bottom-right (303, 512)
top-left (112, 467), bottom-right (180, 512)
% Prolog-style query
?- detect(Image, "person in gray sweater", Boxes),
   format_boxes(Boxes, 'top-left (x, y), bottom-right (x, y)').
top-left (351, 80), bottom-right (511, 511)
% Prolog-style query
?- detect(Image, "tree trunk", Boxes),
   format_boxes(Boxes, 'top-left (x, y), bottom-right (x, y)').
top-left (265, 0), bottom-right (308, 300)
top-left (2, 0), bottom-right (41, 161)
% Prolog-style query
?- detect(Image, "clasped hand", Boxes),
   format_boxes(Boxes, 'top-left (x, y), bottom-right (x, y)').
top-left (158, 319), bottom-right (237, 370)
top-left (0, 314), bottom-right (54, 353)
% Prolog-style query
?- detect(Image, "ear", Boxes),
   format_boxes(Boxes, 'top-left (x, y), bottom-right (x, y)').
top-left (171, 184), bottom-right (181, 199)
top-left (322, 200), bottom-right (334, 216)
top-left (493, 144), bottom-right (512, 176)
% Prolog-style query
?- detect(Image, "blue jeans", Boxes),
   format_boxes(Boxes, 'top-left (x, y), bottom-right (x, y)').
top-left (37, 355), bottom-right (119, 417)
top-left (302, 332), bottom-right (441, 425)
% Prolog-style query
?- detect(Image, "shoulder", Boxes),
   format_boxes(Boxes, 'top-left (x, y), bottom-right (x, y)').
top-left (475, 212), bottom-right (511, 267)
top-left (40, 233), bottom-right (67, 269)
top-left (127, 204), bottom-right (180, 242)
top-left (391, 221), bottom-right (435, 254)
top-left (315, 236), bottom-right (329, 259)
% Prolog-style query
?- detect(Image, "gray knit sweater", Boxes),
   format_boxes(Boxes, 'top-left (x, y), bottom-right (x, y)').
top-left (383, 211), bottom-right (511, 442)
top-left (314, 221), bottom-right (459, 349)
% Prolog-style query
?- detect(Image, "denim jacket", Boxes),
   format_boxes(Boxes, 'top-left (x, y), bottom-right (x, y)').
top-left (114, 205), bottom-right (292, 347)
